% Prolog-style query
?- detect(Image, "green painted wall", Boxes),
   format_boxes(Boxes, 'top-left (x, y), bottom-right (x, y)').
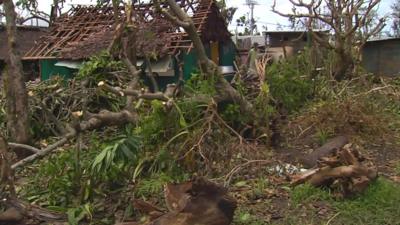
top-left (183, 50), bottom-right (199, 80)
top-left (181, 40), bottom-right (237, 79)
top-left (38, 41), bottom-right (236, 89)
top-left (219, 40), bottom-right (236, 67)
top-left (40, 59), bottom-right (76, 80)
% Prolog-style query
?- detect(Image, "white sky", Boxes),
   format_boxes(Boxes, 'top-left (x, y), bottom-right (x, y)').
top-left (3, 0), bottom-right (396, 32)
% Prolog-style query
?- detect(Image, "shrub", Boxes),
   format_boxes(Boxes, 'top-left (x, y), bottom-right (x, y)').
top-left (266, 50), bottom-right (314, 113)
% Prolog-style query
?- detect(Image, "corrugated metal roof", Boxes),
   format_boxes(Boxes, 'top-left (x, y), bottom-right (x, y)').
top-left (366, 37), bottom-right (400, 43)
top-left (233, 35), bottom-right (266, 48)
top-left (54, 60), bottom-right (82, 69)
top-left (263, 29), bottom-right (329, 34)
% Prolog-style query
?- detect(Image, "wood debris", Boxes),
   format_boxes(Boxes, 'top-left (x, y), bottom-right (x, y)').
top-left (116, 177), bottom-right (237, 225)
top-left (292, 143), bottom-right (378, 197)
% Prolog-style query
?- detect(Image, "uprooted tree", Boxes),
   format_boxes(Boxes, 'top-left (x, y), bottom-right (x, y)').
top-left (0, 0), bottom-right (263, 222)
top-left (273, 0), bottom-right (386, 80)
top-left (10, 0), bottom-right (260, 168)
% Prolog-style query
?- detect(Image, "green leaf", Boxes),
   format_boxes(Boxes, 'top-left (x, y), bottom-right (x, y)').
top-left (239, 212), bottom-right (251, 222)
top-left (67, 209), bottom-right (78, 225)
top-left (234, 181), bottom-right (247, 187)
top-left (120, 144), bottom-right (136, 160)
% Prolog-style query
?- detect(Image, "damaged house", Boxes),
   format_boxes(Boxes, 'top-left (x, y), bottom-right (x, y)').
top-left (23, 0), bottom-right (236, 88)
top-left (0, 25), bottom-right (47, 80)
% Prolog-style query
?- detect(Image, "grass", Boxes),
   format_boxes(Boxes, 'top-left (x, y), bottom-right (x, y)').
top-left (290, 178), bottom-right (400, 225)
top-left (233, 208), bottom-right (266, 225)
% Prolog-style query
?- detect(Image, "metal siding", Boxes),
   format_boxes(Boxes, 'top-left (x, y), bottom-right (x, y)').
top-left (362, 39), bottom-right (400, 76)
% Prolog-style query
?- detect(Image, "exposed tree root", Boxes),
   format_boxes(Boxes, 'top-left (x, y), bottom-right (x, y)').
top-left (292, 144), bottom-right (378, 197)
top-left (300, 136), bottom-right (349, 168)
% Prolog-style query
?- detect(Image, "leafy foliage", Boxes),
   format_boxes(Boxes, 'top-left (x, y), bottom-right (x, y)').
top-left (266, 50), bottom-right (314, 112)
top-left (185, 72), bottom-right (218, 96)
top-left (91, 134), bottom-right (142, 183)
top-left (20, 131), bottom-right (143, 208)
top-left (77, 51), bottom-right (125, 81)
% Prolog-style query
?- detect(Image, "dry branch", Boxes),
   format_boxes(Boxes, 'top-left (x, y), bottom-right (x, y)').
top-left (1, 136), bottom-right (66, 223)
top-left (272, 0), bottom-right (386, 80)
top-left (11, 129), bottom-right (77, 169)
top-left (98, 82), bottom-right (170, 101)
top-left (8, 143), bottom-right (40, 153)
top-left (12, 108), bottom-right (139, 169)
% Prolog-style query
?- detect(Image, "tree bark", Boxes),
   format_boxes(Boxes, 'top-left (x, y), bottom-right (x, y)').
top-left (333, 50), bottom-right (354, 81)
top-left (3, 0), bottom-right (31, 159)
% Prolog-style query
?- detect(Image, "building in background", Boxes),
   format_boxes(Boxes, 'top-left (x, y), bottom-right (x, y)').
top-left (263, 30), bottom-right (329, 61)
top-left (0, 25), bottom-right (47, 80)
top-left (24, 0), bottom-right (237, 89)
top-left (362, 37), bottom-right (400, 76)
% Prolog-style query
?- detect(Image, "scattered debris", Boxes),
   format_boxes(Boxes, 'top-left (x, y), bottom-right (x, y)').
top-left (292, 144), bottom-right (378, 197)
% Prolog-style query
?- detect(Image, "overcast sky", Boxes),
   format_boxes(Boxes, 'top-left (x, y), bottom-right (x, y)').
top-left (227, 0), bottom-right (394, 32)
top-left (5, 0), bottom-right (396, 32)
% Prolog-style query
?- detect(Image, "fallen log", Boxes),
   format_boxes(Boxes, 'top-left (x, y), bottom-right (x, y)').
top-left (300, 136), bottom-right (349, 168)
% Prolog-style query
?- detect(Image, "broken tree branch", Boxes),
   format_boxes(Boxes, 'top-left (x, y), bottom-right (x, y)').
top-left (11, 129), bottom-right (76, 169)
top-left (98, 82), bottom-right (170, 101)
top-left (8, 143), bottom-right (40, 154)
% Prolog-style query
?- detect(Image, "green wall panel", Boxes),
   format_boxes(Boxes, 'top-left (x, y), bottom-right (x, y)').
top-left (219, 40), bottom-right (236, 66)
top-left (183, 51), bottom-right (199, 80)
top-left (40, 59), bottom-right (76, 80)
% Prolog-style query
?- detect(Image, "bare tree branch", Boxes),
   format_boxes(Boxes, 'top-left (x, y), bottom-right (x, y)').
top-left (8, 143), bottom-right (40, 153)
top-left (272, 0), bottom-right (386, 80)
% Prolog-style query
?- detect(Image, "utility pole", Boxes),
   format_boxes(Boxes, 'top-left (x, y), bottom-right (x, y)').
top-left (246, 0), bottom-right (258, 35)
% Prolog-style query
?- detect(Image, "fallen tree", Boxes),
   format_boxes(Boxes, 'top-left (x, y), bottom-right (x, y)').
top-left (1, 1), bottom-right (263, 222)
top-left (8, 0), bottom-right (263, 170)
top-left (0, 136), bottom-right (66, 223)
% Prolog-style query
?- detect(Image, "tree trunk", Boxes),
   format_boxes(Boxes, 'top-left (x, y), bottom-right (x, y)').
top-left (3, 0), bottom-right (31, 158)
top-left (164, 0), bottom-right (255, 116)
top-left (333, 51), bottom-right (354, 81)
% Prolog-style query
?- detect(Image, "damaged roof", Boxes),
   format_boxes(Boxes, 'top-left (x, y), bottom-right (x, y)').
top-left (0, 25), bottom-right (48, 61)
top-left (23, 0), bottom-right (231, 60)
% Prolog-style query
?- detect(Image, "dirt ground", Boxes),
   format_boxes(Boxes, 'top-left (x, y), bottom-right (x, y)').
top-left (230, 134), bottom-right (400, 225)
